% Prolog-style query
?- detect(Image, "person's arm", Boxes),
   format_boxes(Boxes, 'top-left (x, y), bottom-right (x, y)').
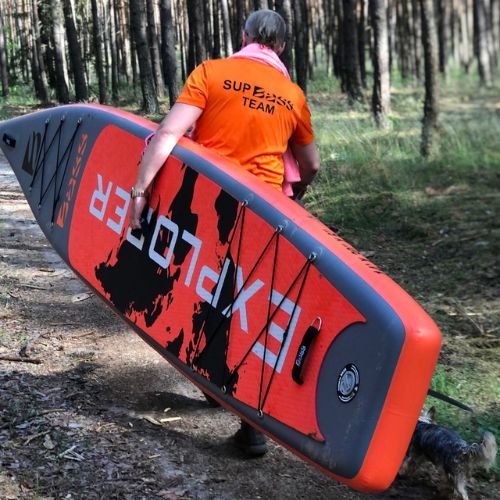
top-left (129, 103), bottom-right (202, 229)
top-left (290, 141), bottom-right (320, 198)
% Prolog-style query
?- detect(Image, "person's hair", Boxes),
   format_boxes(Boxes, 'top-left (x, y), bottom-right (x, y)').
top-left (244, 10), bottom-right (286, 51)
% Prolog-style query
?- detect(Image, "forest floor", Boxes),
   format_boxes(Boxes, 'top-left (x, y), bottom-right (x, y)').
top-left (1, 78), bottom-right (499, 499)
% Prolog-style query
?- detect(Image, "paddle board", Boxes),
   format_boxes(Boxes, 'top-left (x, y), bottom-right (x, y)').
top-left (0, 104), bottom-right (441, 492)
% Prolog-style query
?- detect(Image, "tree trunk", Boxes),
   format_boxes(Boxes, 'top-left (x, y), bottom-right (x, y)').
top-left (436, 0), bottom-right (447, 75)
top-left (420, 0), bottom-right (440, 157)
top-left (91, 0), bottom-right (107, 103)
top-left (102, 1), bottom-right (110, 90)
top-left (50, 0), bottom-right (70, 103)
top-left (293, 0), bottom-right (309, 92)
top-left (334, 0), bottom-right (345, 84)
top-left (411, 0), bottom-right (422, 79)
top-left (221, 0), bottom-right (233, 56)
top-left (342, 0), bottom-right (363, 102)
top-left (254, 0), bottom-right (268, 8)
top-left (234, 0), bottom-right (245, 51)
top-left (474, 0), bottom-right (493, 86)
top-left (358, 0), bottom-right (367, 88)
top-left (178, 2), bottom-right (187, 81)
top-left (160, 0), bottom-right (179, 106)
top-left (116, 0), bottom-right (132, 82)
top-left (63, 0), bottom-right (88, 101)
top-left (276, 0), bottom-right (294, 74)
top-left (186, 0), bottom-right (206, 72)
top-left (204, 0), bottom-right (214, 56)
top-left (387, 0), bottom-right (396, 75)
top-left (0, 0), bottom-right (9, 97)
top-left (146, 0), bottom-right (164, 96)
top-left (109, 0), bottom-right (119, 102)
top-left (129, 0), bottom-right (159, 113)
top-left (15, 5), bottom-right (30, 83)
top-left (30, 0), bottom-right (49, 103)
top-left (369, 0), bottom-right (390, 126)
top-left (212, 0), bottom-right (222, 58)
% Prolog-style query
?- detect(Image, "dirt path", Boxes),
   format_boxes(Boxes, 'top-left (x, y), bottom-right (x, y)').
top-left (0, 151), bottom-right (492, 500)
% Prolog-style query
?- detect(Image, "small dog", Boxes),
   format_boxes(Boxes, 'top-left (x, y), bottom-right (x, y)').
top-left (401, 407), bottom-right (497, 500)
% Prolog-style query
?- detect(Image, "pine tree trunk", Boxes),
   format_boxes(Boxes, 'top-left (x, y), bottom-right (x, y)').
top-left (178, 2), bottom-right (187, 81)
top-left (103, 1), bottom-right (111, 90)
top-left (387, 0), bottom-right (396, 74)
top-left (204, 0), bottom-right (214, 56)
top-left (369, 0), bottom-right (390, 126)
top-left (276, 0), bottom-right (294, 74)
top-left (334, 0), bottom-right (345, 84)
top-left (358, 0), bottom-right (367, 88)
top-left (63, 0), bottom-right (88, 101)
top-left (130, 0), bottom-right (159, 113)
top-left (221, 0), bottom-right (233, 56)
top-left (420, 0), bottom-right (440, 157)
top-left (186, 0), bottom-right (206, 71)
top-left (116, 0), bottom-right (132, 82)
top-left (293, 0), bottom-right (309, 92)
top-left (30, 0), bottom-right (49, 103)
top-left (411, 0), bottom-right (422, 79)
top-left (109, 0), bottom-right (119, 102)
top-left (50, 0), bottom-right (70, 103)
top-left (437, 0), bottom-right (447, 75)
top-left (474, 0), bottom-right (493, 86)
top-left (15, 4), bottom-right (30, 83)
top-left (459, 0), bottom-right (473, 73)
top-left (146, 0), bottom-right (164, 96)
top-left (342, 0), bottom-right (363, 102)
top-left (0, 0), bottom-right (9, 97)
top-left (323, 0), bottom-right (334, 77)
top-left (91, 0), bottom-right (107, 103)
top-left (491, 0), bottom-right (500, 67)
top-left (212, 0), bottom-right (221, 59)
top-left (160, 0), bottom-right (179, 106)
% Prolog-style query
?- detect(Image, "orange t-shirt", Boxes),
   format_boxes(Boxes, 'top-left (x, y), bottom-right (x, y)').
top-left (176, 58), bottom-right (314, 190)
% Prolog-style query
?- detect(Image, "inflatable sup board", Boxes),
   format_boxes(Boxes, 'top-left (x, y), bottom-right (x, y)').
top-left (0, 105), bottom-right (441, 492)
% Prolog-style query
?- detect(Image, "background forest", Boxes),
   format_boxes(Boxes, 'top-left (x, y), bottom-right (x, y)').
top-left (0, 1), bottom-right (499, 498)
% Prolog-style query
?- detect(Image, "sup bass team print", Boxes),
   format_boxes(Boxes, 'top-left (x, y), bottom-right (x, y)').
top-left (223, 79), bottom-right (294, 115)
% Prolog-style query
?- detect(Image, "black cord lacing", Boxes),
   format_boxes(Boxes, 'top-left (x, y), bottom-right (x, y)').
top-left (192, 215), bottom-right (281, 368)
top-left (28, 116), bottom-right (82, 225)
top-left (257, 227), bottom-right (280, 411)
top-left (189, 201), bottom-right (247, 366)
top-left (222, 253), bottom-right (315, 414)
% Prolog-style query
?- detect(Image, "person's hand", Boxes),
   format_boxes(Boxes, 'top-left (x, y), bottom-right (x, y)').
top-left (291, 181), bottom-right (309, 200)
top-left (129, 195), bottom-right (148, 230)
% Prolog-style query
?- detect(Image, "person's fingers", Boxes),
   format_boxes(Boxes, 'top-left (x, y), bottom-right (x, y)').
top-left (129, 197), bottom-right (147, 229)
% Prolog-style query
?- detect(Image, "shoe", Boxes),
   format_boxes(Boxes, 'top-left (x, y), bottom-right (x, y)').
top-left (233, 421), bottom-right (268, 457)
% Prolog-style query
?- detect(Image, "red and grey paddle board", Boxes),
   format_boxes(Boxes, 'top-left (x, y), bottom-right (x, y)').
top-left (0, 104), bottom-right (441, 493)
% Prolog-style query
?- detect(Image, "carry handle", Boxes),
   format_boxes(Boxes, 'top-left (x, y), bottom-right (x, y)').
top-left (292, 317), bottom-right (322, 385)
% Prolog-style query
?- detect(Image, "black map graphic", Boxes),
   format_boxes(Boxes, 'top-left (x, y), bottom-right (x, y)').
top-left (95, 164), bottom-right (239, 386)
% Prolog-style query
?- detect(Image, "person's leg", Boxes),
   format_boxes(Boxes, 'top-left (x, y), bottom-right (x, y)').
top-left (233, 420), bottom-right (268, 457)
top-left (202, 391), bottom-right (267, 457)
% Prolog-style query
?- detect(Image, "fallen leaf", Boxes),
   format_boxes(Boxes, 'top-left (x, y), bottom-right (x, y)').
top-left (143, 415), bottom-right (162, 426)
top-left (43, 434), bottom-right (56, 450)
top-left (71, 292), bottom-right (92, 303)
top-left (159, 417), bottom-right (182, 423)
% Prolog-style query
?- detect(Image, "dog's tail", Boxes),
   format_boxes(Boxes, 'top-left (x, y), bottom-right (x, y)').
top-left (469, 431), bottom-right (497, 470)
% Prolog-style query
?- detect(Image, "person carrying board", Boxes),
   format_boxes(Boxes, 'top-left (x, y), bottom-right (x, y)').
top-left (130, 8), bottom-right (320, 457)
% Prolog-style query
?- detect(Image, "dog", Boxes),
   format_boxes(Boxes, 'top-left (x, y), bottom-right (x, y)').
top-left (401, 407), bottom-right (497, 500)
